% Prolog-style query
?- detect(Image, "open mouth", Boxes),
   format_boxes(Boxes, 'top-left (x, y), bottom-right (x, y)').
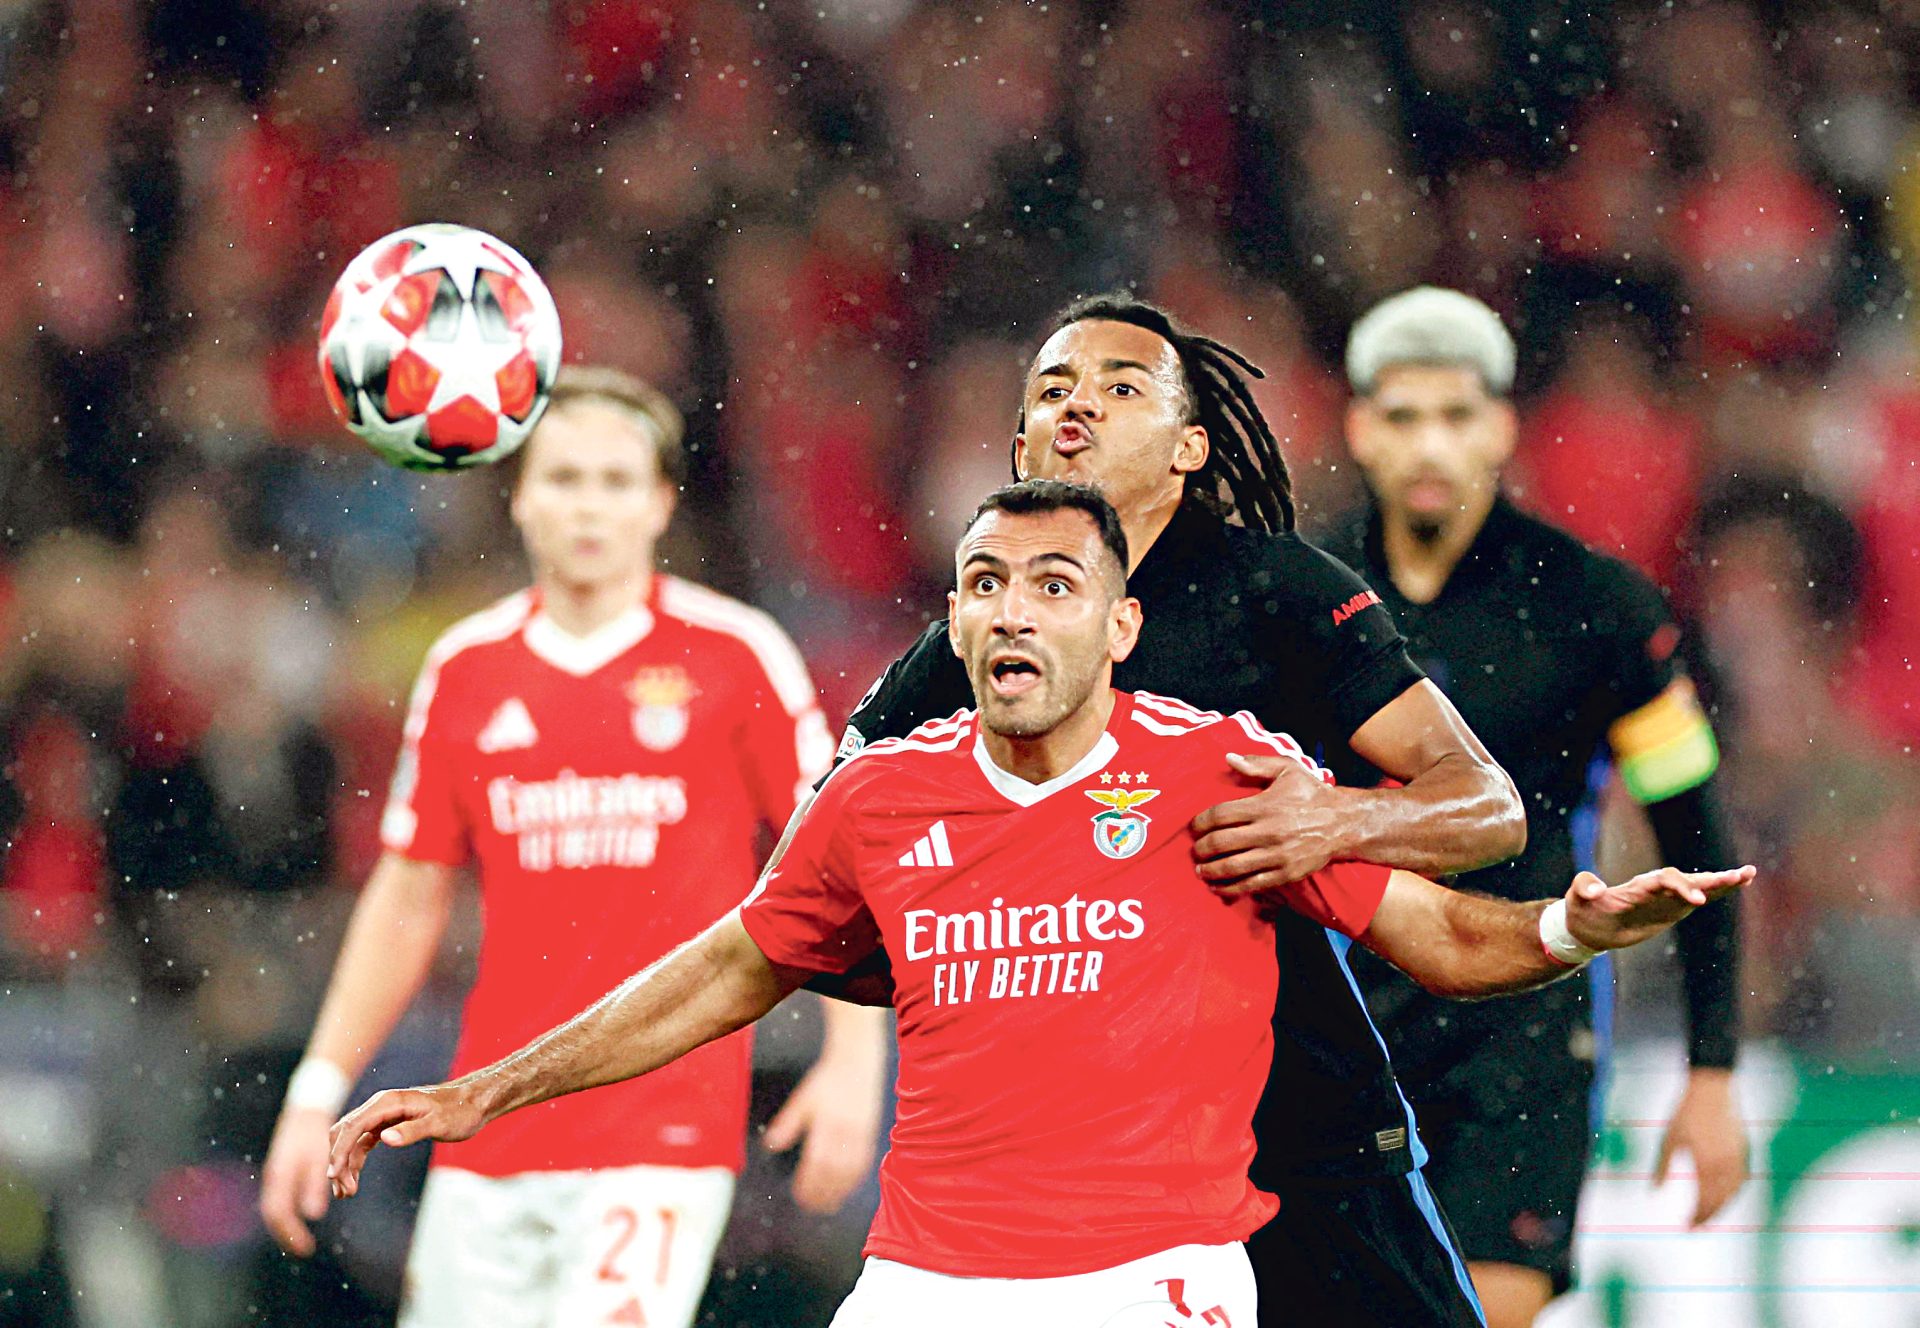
top-left (988, 657), bottom-right (1042, 698)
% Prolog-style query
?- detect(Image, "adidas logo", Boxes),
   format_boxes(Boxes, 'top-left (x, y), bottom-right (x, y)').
top-left (898, 821), bottom-right (954, 868)
top-left (478, 698), bottom-right (540, 753)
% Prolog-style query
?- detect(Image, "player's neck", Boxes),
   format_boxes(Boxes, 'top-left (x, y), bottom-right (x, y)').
top-left (536, 569), bottom-right (653, 637)
top-left (1118, 486), bottom-right (1184, 574)
top-left (982, 686), bottom-right (1117, 785)
top-left (1381, 487), bottom-right (1496, 606)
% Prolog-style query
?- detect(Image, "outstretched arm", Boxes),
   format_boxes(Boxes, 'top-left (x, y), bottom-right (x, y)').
top-left (328, 912), bottom-right (805, 1196)
top-left (1360, 865), bottom-right (1754, 999)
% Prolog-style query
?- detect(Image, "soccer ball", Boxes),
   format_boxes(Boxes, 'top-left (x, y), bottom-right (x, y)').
top-left (318, 223), bottom-right (563, 470)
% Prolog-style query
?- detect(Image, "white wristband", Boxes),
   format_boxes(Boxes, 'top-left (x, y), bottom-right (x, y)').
top-left (285, 1058), bottom-right (353, 1115)
top-left (1539, 899), bottom-right (1601, 968)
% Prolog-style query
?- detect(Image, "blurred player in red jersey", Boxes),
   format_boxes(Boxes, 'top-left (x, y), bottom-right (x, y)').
top-left (324, 482), bottom-right (1748, 1327)
top-left (258, 368), bottom-right (889, 1328)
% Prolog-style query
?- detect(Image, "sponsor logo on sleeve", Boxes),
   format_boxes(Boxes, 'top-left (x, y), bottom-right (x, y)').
top-left (1331, 589), bottom-right (1383, 626)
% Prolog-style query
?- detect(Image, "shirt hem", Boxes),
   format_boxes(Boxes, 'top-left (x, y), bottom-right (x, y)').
top-left (859, 1218), bottom-right (1268, 1280)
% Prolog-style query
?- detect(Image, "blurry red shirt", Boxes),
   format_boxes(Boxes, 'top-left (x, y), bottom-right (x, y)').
top-left (739, 691), bottom-right (1390, 1277)
top-left (1516, 387), bottom-right (1702, 587)
top-left (382, 578), bottom-right (832, 1176)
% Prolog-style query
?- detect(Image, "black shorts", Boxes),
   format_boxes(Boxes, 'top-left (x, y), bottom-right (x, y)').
top-left (1413, 1071), bottom-right (1595, 1296)
top-left (1249, 1170), bottom-right (1485, 1328)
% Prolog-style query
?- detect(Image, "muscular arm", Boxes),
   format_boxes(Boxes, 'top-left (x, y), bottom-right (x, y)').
top-left (1358, 864), bottom-right (1754, 1000)
top-left (1194, 682), bottom-right (1524, 892)
top-left (1343, 680), bottom-right (1526, 875)
top-left (328, 913), bottom-right (807, 1195)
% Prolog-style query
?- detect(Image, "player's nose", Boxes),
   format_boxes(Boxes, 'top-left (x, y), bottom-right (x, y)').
top-left (1063, 376), bottom-right (1101, 418)
top-left (990, 587), bottom-right (1040, 634)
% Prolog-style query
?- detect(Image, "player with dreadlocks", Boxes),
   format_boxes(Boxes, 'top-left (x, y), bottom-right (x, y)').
top-left (823, 294), bottom-right (1528, 1326)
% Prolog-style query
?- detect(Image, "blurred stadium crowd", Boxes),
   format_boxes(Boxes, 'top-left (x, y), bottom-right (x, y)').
top-left (0, 0), bottom-right (1916, 1324)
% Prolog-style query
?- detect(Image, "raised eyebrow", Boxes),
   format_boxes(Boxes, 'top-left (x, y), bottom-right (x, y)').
top-left (1031, 552), bottom-right (1090, 575)
top-left (1098, 358), bottom-right (1156, 375)
top-left (960, 551), bottom-right (1012, 574)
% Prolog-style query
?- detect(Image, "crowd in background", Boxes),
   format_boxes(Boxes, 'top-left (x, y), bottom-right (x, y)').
top-left (0, 0), bottom-right (1916, 1324)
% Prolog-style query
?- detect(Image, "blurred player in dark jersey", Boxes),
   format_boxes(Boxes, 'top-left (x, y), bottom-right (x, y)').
top-left (321, 481), bottom-right (1748, 1328)
top-left (256, 368), bottom-right (888, 1328)
top-left (1325, 288), bottom-right (1746, 1328)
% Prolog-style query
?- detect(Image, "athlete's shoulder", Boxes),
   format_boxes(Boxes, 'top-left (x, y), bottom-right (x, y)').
top-left (1500, 504), bottom-right (1669, 618)
top-left (656, 576), bottom-right (815, 711)
top-left (819, 707), bottom-right (976, 803)
top-left (1125, 691), bottom-right (1328, 781)
top-left (420, 590), bottom-right (537, 672)
top-left (843, 619), bottom-right (971, 749)
top-left (1221, 521), bottom-right (1380, 610)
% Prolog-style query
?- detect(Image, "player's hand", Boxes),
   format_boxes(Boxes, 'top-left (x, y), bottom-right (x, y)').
top-left (1563, 866), bottom-right (1755, 952)
top-left (1192, 753), bottom-right (1347, 895)
top-left (326, 1083), bottom-right (485, 1199)
top-left (1655, 1067), bottom-right (1749, 1226)
top-left (259, 1107), bottom-right (337, 1257)
top-left (763, 1049), bottom-right (886, 1214)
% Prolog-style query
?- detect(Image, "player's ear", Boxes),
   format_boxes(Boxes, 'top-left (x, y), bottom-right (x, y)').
top-left (1172, 424), bottom-right (1208, 476)
top-left (947, 590), bottom-right (963, 660)
top-left (1011, 433), bottom-right (1031, 480)
top-left (1487, 397), bottom-right (1518, 470)
top-left (1108, 595), bottom-right (1142, 664)
top-left (647, 476), bottom-right (679, 537)
top-left (1344, 398), bottom-right (1378, 467)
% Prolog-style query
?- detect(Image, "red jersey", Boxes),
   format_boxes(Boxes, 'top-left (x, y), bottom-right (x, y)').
top-left (738, 690), bottom-right (1390, 1278)
top-left (383, 577), bottom-right (833, 1176)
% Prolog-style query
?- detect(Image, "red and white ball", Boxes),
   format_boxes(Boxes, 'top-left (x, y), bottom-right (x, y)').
top-left (318, 223), bottom-right (562, 470)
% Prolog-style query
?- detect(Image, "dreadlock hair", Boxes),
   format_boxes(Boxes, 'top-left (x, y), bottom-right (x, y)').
top-left (1017, 294), bottom-right (1296, 533)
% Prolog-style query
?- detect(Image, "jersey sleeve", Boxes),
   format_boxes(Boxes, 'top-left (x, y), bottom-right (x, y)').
top-left (1264, 535), bottom-right (1426, 740)
top-left (1211, 710), bottom-right (1391, 937)
top-left (1593, 561), bottom-right (1721, 804)
top-left (1290, 862), bottom-right (1393, 939)
top-left (730, 616), bottom-right (837, 827)
top-left (737, 766), bottom-right (883, 975)
top-left (379, 652), bottom-right (469, 866)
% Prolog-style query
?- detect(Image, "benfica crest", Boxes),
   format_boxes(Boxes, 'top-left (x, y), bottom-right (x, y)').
top-left (1085, 787), bottom-right (1160, 860)
top-left (626, 667), bottom-right (698, 752)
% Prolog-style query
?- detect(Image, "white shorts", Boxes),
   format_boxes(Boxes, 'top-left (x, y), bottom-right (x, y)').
top-left (829, 1241), bottom-right (1257, 1328)
top-left (398, 1163), bottom-right (735, 1328)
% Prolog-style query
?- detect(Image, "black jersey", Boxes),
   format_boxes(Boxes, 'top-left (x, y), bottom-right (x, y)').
top-left (1319, 498), bottom-right (1737, 1105)
top-left (839, 500), bottom-right (1434, 1180)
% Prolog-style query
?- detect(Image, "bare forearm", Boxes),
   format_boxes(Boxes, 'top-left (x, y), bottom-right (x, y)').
top-left (306, 854), bottom-right (454, 1076)
top-left (464, 913), bottom-right (799, 1124)
top-left (1336, 753), bottom-right (1525, 877)
top-left (1362, 871), bottom-right (1568, 999)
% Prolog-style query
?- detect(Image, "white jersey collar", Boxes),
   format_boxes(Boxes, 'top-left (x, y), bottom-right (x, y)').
top-left (973, 727), bottom-right (1119, 808)
top-left (523, 602), bottom-right (655, 677)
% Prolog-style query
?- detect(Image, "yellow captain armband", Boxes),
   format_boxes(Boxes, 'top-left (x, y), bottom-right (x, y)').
top-left (1609, 678), bottom-right (1720, 804)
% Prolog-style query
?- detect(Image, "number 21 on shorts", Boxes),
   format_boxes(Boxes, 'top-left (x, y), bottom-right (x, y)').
top-left (597, 1205), bottom-right (678, 1324)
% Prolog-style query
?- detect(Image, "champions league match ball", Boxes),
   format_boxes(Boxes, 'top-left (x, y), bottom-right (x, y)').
top-left (318, 223), bottom-right (562, 471)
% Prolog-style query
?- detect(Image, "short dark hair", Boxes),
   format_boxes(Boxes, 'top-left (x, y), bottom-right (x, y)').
top-left (964, 479), bottom-right (1129, 586)
top-left (1019, 294), bottom-right (1296, 533)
